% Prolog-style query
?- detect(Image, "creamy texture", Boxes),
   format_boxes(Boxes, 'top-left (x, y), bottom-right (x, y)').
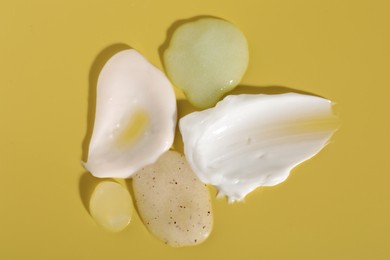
top-left (84, 49), bottom-right (177, 178)
top-left (180, 93), bottom-right (338, 202)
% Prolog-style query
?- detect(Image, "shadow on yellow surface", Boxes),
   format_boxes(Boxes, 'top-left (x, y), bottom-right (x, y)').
top-left (227, 85), bottom-right (323, 97)
top-left (79, 172), bottom-right (103, 214)
top-left (124, 178), bottom-right (142, 224)
top-left (172, 99), bottom-right (199, 154)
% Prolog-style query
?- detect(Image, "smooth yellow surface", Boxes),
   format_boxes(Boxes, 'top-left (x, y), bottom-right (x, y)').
top-left (0, 0), bottom-right (389, 259)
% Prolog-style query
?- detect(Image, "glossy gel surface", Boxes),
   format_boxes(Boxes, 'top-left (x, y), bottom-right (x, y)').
top-left (163, 18), bottom-right (248, 108)
top-left (89, 181), bottom-right (133, 232)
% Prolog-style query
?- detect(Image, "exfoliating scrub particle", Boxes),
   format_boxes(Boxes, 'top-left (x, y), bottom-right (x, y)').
top-left (163, 17), bottom-right (249, 108)
top-left (133, 151), bottom-right (213, 247)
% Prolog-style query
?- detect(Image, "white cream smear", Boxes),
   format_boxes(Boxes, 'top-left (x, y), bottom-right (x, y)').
top-left (84, 49), bottom-right (177, 178)
top-left (180, 93), bottom-right (338, 202)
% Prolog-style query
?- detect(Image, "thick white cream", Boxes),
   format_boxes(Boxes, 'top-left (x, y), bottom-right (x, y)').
top-left (84, 49), bottom-right (177, 178)
top-left (180, 93), bottom-right (338, 202)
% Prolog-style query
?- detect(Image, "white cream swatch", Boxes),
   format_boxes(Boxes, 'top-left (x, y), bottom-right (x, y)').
top-left (180, 93), bottom-right (338, 202)
top-left (84, 49), bottom-right (177, 178)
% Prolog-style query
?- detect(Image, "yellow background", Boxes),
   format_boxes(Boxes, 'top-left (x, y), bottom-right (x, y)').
top-left (1, 0), bottom-right (389, 259)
